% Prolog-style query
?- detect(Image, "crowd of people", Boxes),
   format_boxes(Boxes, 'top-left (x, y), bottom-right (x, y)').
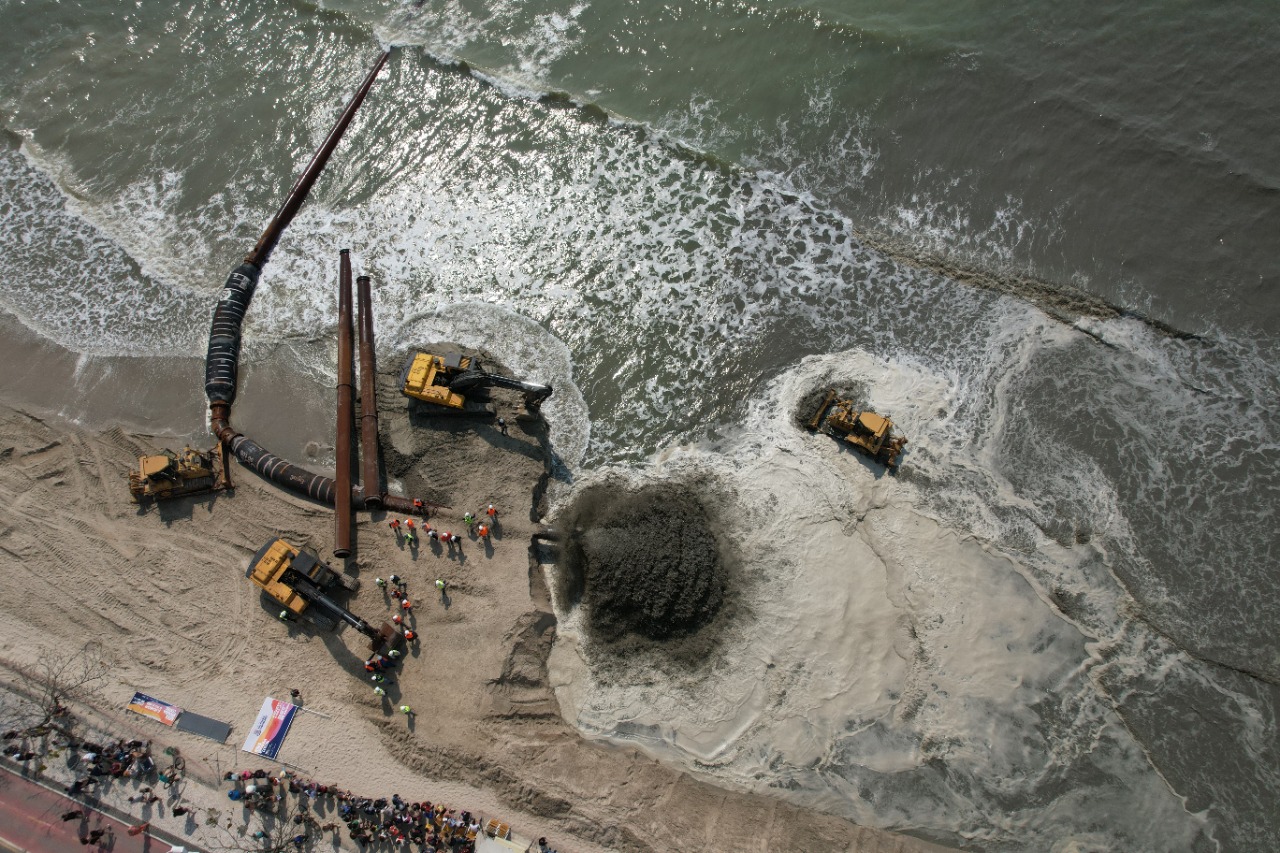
top-left (4, 722), bottom-right (551, 852)
top-left (3, 729), bottom-right (183, 794)
top-left (3, 725), bottom-right (179, 845)
top-left (225, 766), bottom-right (515, 851)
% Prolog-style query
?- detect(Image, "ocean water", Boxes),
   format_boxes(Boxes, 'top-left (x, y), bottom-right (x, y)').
top-left (1, 1), bottom-right (1277, 850)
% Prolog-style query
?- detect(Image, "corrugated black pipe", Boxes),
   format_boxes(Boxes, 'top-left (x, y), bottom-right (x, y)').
top-left (203, 49), bottom-right (441, 516)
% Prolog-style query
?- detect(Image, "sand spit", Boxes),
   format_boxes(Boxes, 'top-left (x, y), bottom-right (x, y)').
top-left (0, 353), bottom-right (954, 853)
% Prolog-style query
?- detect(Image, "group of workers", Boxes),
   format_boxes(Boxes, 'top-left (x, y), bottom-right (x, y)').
top-left (388, 504), bottom-right (498, 549)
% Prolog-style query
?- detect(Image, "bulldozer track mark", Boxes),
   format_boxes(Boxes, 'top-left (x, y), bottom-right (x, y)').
top-left (19, 440), bottom-right (62, 458)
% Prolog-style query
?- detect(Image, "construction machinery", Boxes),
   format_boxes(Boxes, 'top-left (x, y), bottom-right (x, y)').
top-left (246, 538), bottom-right (399, 650)
top-left (129, 445), bottom-right (228, 506)
top-left (807, 389), bottom-right (908, 470)
top-left (398, 351), bottom-right (553, 416)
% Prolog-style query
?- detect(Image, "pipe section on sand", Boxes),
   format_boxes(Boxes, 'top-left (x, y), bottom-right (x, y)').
top-left (334, 250), bottom-right (355, 557)
top-left (356, 274), bottom-right (382, 508)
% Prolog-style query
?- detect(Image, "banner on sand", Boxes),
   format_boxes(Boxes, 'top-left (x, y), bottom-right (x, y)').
top-left (126, 692), bottom-right (182, 727)
top-left (241, 698), bottom-right (299, 760)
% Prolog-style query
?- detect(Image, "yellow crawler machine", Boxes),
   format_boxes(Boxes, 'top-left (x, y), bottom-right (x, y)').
top-left (399, 351), bottom-right (552, 416)
top-left (129, 444), bottom-right (228, 506)
top-left (248, 539), bottom-right (359, 624)
top-left (400, 352), bottom-right (475, 411)
top-left (807, 389), bottom-right (908, 470)
top-left (245, 538), bottom-right (401, 652)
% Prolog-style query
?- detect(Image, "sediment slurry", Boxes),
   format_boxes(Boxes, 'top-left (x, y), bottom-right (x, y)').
top-left (557, 480), bottom-right (730, 649)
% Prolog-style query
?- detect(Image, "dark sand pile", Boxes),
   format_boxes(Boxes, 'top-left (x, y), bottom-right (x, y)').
top-left (553, 476), bottom-right (740, 667)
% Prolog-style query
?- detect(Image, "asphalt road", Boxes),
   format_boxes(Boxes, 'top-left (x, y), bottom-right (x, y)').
top-left (0, 765), bottom-right (188, 853)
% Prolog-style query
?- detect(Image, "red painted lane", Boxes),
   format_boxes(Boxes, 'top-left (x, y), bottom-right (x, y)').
top-left (0, 766), bottom-right (183, 853)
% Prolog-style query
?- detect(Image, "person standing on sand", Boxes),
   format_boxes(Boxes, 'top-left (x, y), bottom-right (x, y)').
top-left (399, 705), bottom-right (413, 716)
top-left (463, 512), bottom-right (475, 531)
top-left (436, 578), bottom-right (447, 597)
top-left (289, 689), bottom-right (301, 703)
top-left (373, 686), bottom-right (386, 697)
top-left (477, 523), bottom-right (489, 541)
top-left (497, 416), bottom-right (507, 435)
top-left (389, 518), bottom-right (401, 539)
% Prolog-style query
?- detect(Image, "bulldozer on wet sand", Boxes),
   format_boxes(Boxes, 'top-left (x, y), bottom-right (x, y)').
top-left (399, 351), bottom-right (552, 417)
top-left (246, 538), bottom-right (400, 652)
top-left (807, 389), bottom-right (908, 470)
top-left (129, 444), bottom-right (228, 506)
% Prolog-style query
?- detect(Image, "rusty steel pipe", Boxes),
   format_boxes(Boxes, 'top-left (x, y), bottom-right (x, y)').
top-left (334, 249), bottom-right (355, 557)
top-left (356, 274), bottom-right (382, 508)
top-left (245, 51), bottom-right (391, 270)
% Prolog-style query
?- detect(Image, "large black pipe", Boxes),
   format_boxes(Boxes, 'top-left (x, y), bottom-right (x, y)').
top-left (207, 50), bottom-right (390, 416)
top-left (356, 274), bottom-right (382, 508)
top-left (334, 250), bottom-right (355, 557)
top-left (202, 49), bottom-right (440, 515)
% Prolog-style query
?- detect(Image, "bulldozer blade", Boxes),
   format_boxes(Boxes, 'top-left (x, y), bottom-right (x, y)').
top-left (806, 389), bottom-right (837, 431)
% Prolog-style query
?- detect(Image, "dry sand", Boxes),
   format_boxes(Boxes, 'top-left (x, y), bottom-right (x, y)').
top-left (0, 347), bottom-right (954, 853)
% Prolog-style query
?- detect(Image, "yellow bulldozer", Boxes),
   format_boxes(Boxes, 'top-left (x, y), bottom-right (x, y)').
top-left (399, 351), bottom-right (552, 417)
top-left (807, 389), bottom-right (908, 470)
top-left (128, 444), bottom-right (228, 506)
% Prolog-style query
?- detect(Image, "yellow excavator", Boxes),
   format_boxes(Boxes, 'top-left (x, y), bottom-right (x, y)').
top-left (246, 538), bottom-right (399, 651)
top-left (807, 389), bottom-right (908, 470)
top-left (129, 445), bottom-right (228, 506)
top-left (399, 351), bottom-right (552, 416)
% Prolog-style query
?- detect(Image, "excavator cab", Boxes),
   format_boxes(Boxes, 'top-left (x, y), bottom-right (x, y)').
top-left (399, 352), bottom-right (473, 411)
top-left (245, 537), bottom-right (396, 652)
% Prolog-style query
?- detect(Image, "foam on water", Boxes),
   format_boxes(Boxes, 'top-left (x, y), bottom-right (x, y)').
top-left (0, 144), bottom-right (207, 356)
top-left (548, 350), bottom-right (1215, 851)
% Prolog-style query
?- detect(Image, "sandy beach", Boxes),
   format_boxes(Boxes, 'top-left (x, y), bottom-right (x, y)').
top-left (0, 331), bottom-right (953, 853)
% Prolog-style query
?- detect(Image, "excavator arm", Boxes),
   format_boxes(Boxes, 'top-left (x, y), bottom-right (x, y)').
top-left (290, 575), bottom-right (379, 638)
top-left (448, 369), bottom-right (553, 410)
